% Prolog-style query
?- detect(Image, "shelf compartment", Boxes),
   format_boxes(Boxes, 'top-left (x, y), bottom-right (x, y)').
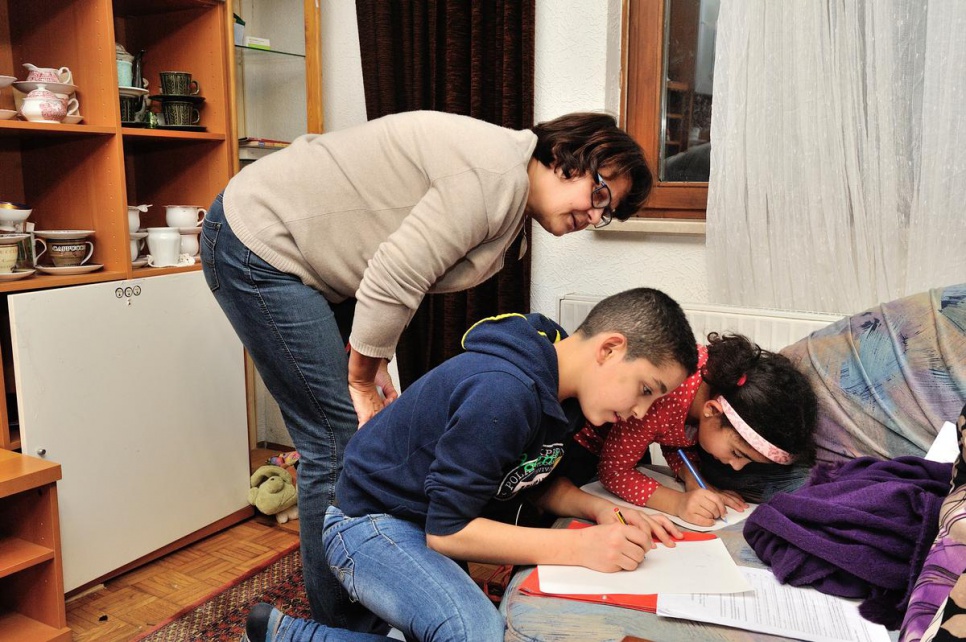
top-left (114, 2), bottom-right (231, 137)
top-left (123, 141), bottom-right (229, 229)
top-left (0, 135), bottom-right (128, 273)
top-left (0, 610), bottom-right (71, 642)
top-left (4, 0), bottom-right (123, 129)
top-left (0, 536), bottom-right (54, 579)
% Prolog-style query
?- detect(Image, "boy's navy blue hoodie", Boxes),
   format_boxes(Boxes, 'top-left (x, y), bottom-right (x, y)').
top-left (336, 313), bottom-right (574, 536)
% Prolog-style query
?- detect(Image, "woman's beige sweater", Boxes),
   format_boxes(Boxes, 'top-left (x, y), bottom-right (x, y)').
top-left (223, 110), bottom-right (536, 359)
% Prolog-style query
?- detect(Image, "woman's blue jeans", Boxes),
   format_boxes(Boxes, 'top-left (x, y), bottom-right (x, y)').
top-left (201, 194), bottom-right (372, 630)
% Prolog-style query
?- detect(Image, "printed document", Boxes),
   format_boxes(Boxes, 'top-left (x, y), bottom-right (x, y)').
top-left (657, 567), bottom-right (891, 642)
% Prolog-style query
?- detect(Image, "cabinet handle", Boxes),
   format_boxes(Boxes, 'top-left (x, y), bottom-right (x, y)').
top-left (36, 448), bottom-right (46, 457)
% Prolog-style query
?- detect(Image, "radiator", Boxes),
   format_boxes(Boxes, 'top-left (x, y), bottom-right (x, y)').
top-left (558, 294), bottom-right (843, 353)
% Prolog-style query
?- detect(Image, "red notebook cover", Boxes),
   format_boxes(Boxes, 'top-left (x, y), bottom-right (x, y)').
top-left (518, 522), bottom-right (716, 613)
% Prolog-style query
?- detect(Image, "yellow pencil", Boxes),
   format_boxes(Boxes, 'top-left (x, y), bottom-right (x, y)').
top-left (614, 507), bottom-right (628, 525)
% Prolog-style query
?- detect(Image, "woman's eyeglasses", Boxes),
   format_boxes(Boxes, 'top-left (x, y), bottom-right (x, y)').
top-left (592, 173), bottom-right (613, 228)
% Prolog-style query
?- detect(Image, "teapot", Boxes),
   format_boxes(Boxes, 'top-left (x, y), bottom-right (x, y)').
top-left (19, 85), bottom-right (66, 123)
top-left (23, 63), bottom-right (72, 85)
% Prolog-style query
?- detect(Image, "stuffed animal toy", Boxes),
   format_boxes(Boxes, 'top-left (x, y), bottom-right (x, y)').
top-left (249, 465), bottom-right (298, 524)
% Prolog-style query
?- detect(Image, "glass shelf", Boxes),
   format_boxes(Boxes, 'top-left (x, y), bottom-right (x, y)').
top-left (234, 45), bottom-right (306, 59)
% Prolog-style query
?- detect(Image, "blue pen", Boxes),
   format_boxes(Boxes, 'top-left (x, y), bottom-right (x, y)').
top-left (677, 448), bottom-right (726, 524)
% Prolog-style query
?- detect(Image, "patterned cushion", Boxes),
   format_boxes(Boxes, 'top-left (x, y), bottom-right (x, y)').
top-left (780, 283), bottom-right (966, 466)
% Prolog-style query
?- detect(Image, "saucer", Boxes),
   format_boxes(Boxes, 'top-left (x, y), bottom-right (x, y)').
top-left (118, 86), bottom-right (149, 97)
top-left (34, 229), bottom-right (95, 240)
top-left (146, 254), bottom-right (195, 268)
top-left (157, 124), bottom-right (207, 132)
top-left (13, 81), bottom-right (77, 95)
top-left (177, 227), bottom-right (203, 235)
top-left (132, 257), bottom-right (149, 268)
top-left (149, 94), bottom-right (205, 104)
top-left (36, 263), bottom-right (103, 275)
top-left (0, 233), bottom-right (29, 245)
top-left (0, 75), bottom-right (14, 89)
top-left (0, 268), bottom-right (36, 282)
top-left (130, 231), bottom-right (149, 240)
top-left (0, 109), bottom-right (17, 121)
top-left (62, 114), bottom-right (83, 125)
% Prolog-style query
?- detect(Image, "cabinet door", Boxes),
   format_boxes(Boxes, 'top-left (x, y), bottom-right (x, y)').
top-left (8, 272), bottom-right (249, 591)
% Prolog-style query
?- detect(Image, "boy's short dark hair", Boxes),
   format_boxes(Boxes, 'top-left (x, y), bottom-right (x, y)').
top-left (531, 112), bottom-right (653, 221)
top-left (575, 288), bottom-right (698, 375)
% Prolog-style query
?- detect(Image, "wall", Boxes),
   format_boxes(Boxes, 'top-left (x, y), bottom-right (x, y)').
top-left (259, 0), bottom-right (711, 445)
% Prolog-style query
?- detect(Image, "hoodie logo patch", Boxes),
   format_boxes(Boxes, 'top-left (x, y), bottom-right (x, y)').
top-left (495, 443), bottom-right (565, 500)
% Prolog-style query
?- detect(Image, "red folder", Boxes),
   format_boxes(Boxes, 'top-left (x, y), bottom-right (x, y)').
top-left (518, 522), bottom-right (716, 613)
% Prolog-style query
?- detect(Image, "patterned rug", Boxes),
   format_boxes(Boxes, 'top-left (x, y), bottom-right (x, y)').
top-left (133, 542), bottom-right (309, 642)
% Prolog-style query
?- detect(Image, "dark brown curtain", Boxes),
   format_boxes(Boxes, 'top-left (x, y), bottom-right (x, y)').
top-left (355, 1), bottom-right (535, 388)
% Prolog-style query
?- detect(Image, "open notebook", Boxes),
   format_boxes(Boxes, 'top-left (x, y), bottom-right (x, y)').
top-left (580, 466), bottom-right (758, 532)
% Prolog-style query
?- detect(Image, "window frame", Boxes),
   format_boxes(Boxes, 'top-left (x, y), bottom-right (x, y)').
top-left (621, 0), bottom-right (708, 220)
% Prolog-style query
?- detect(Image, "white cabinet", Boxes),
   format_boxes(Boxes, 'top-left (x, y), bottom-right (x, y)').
top-left (9, 272), bottom-right (250, 591)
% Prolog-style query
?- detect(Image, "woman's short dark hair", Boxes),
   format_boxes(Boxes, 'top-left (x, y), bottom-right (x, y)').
top-left (531, 112), bottom-right (653, 220)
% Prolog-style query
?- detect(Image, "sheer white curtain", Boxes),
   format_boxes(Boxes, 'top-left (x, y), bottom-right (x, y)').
top-left (706, 0), bottom-right (966, 313)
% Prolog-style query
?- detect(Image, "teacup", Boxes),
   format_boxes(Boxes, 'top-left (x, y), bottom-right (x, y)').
top-left (146, 227), bottom-right (182, 267)
top-left (159, 71), bottom-right (201, 96)
top-left (35, 238), bottom-right (94, 267)
top-left (165, 205), bottom-right (206, 228)
top-left (130, 232), bottom-right (148, 260)
top-left (162, 101), bottom-right (201, 127)
top-left (0, 245), bottom-right (18, 273)
top-left (119, 94), bottom-right (146, 123)
top-left (54, 93), bottom-right (80, 116)
top-left (179, 229), bottom-right (201, 256)
top-left (23, 64), bottom-right (73, 85)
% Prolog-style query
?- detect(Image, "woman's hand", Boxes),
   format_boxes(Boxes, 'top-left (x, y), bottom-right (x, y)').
top-left (347, 381), bottom-right (385, 428)
top-left (374, 359), bottom-right (399, 405)
top-left (347, 349), bottom-right (397, 428)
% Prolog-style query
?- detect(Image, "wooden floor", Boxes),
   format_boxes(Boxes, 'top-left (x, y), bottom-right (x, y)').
top-left (66, 448), bottom-right (300, 641)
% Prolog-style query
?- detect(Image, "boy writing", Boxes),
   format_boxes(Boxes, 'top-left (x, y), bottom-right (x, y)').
top-left (243, 288), bottom-right (699, 642)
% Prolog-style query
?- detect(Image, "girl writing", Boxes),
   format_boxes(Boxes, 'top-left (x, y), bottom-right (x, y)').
top-left (570, 332), bottom-right (817, 526)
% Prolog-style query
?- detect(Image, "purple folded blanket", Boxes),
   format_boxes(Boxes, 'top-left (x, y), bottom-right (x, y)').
top-left (744, 456), bottom-right (951, 629)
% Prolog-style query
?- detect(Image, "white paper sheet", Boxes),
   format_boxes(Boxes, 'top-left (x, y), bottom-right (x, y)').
top-left (657, 567), bottom-right (891, 642)
top-left (925, 421), bottom-right (960, 463)
top-left (580, 466), bottom-right (758, 532)
top-left (537, 538), bottom-right (752, 595)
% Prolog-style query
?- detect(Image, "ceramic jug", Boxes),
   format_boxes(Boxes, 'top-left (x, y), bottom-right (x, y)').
top-left (19, 85), bottom-right (66, 123)
top-left (23, 63), bottom-right (72, 85)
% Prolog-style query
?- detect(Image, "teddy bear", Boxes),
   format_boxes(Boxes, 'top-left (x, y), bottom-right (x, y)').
top-left (249, 464), bottom-right (299, 524)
